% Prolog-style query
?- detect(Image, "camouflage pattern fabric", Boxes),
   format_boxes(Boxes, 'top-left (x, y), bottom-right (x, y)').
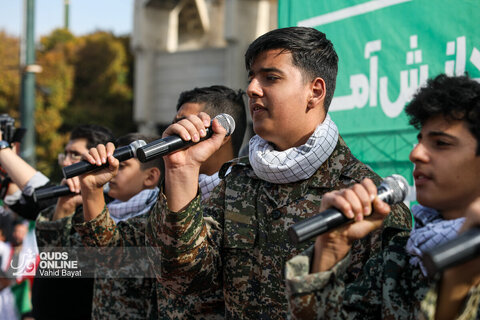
top-left (75, 206), bottom-right (225, 320)
top-left (285, 218), bottom-right (480, 319)
top-left (419, 278), bottom-right (480, 320)
top-left (146, 136), bottom-right (413, 319)
top-left (36, 206), bottom-right (157, 319)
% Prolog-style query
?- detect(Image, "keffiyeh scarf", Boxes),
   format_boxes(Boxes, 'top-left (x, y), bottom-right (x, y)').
top-left (108, 187), bottom-right (159, 223)
top-left (405, 204), bottom-right (465, 276)
top-left (248, 114), bottom-right (338, 184)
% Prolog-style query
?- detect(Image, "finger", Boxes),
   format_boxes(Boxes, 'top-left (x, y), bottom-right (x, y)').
top-left (65, 178), bottom-right (76, 193)
top-left (211, 118), bottom-right (227, 136)
top-left (162, 122), bottom-right (194, 141)
top-left (106, 142), bottom-right (116, 158)
top-left (342, 188), bottom-right (365, 221)
top-left (350, 183), bottom-right (374, 218)
top-left (107, 154), bottom-right (119, 170)
top-left (184, 114), bottom-right (210, 141)
top-left (95, 144), bottom-right (107, 164)
top-left (197, 112), bottom-right (212, 130)
top-left (460, 198), bottom-right (480, 233)
top-left (84, 148), bottom-right (101, 166)
top-left (70, 177), bottom-right (81, 193)
top-left (321, 191), bottom-right (355, 219)
top-left (371, 197), bottom-right (391, 216)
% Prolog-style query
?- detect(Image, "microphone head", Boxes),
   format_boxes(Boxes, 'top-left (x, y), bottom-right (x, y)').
top-left (382, 174), bottom-right (409, 204)
top-left (214, 113), bottom-right (235, 136)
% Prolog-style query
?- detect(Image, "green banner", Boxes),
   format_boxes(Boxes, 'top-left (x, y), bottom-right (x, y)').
top-left (279, 0), bottom-right (480, 199)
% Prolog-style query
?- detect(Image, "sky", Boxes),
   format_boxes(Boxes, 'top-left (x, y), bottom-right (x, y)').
top-left (0, 0), bottom-right (134, 39)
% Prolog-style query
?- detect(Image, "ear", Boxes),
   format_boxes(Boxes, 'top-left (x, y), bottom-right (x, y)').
top-left (307, 77), bottom-right (326, 111)
top-left (143, 167), bottom-right (161, 188)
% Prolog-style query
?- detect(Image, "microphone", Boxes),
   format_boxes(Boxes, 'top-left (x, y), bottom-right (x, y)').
top-left (422, 227), bottom-right (480, 275)
top-left (137, 113), bottom-right (235, 163)
top-left (62, 140), bottom-right (146, 179)
top-left (288, 174), bottom-right (409, 245)
top-left (33, 185), bottom-right (73, 202)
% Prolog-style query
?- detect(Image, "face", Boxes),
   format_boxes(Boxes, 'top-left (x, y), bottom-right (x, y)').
top-left (409, 116), bottom-right (480, 219)
top-left (60, 138), bottom-right (89, 167)
top-left (108, 158), bottom-right (148, 202)
top-left (174, 102), bottom-right (205, 122)
top-left (12, 223), bottom-right (27, 247)
top-left (247, 49), bottom-right (324, 151)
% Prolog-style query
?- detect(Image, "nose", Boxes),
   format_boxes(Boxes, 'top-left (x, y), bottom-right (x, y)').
top-left (246, 77), bottom-right (262, 98)
top-left (409, 142), bottom-right (428, 164)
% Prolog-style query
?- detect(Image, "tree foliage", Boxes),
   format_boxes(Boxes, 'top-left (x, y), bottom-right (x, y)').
top-left (0, 28), bottom-right (135, 182)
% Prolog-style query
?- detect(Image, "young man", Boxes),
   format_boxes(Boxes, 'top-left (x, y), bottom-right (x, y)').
top-left (74, 85), bottom-right (247, 318)
top-left (285, 74), bottom-right (480, 319)
top-left (145, 26), bottom-right (411, 318)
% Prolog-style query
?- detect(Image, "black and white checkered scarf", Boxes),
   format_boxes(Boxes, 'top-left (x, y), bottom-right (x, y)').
top-left (248, 114), bottom-right (338, 184)
top-left (108, 187), bottom-right (159, 223)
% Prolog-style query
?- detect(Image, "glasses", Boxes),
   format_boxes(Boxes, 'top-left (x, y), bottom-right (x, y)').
top-left (58, 151), bottom-right (83, 165)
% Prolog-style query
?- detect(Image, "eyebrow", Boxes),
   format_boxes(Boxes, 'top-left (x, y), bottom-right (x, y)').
top-left (418, 131), bottom-right (459, 141)
top-left (248, 67), bottom-right (285, 77)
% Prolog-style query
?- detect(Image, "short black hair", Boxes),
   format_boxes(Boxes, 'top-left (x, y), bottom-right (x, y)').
top-left (176, 85), bottom-right (247, 157)
top-left (70, 124), bottom-right (115, 149)
top-left (405, 74), bottom-right (480, 155)
top-left (115, 133), bottom-right (164, 180)
top-left (245, 26), bottom-right (338, 111)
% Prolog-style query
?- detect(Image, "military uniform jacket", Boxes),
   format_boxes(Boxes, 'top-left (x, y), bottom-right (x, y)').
top-left (74, 206), bottom-right (225, 320)
top-left (285, 231), bottom-right (480, 319)
top-left (36, 206), bottom-right (156, 320)
top-left (146, 136), bottom-right (413, 319)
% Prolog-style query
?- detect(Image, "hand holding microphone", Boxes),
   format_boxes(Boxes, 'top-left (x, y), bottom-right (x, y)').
top-left (289, 174), bottom-right (409, 244)
top-left (137, 113), bottom-right (235, 162)
top-left (62, 140), bottom-right (146, 179)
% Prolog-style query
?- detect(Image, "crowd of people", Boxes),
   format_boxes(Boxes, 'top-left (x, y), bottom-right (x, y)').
top-left (0, 26), bottom-right (479, 320)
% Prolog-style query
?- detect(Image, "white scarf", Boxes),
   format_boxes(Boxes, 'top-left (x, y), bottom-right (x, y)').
top-left (248, 114), bottom-right (339, 184)
top-left (198, 167), bottom-right (231, 201)
top-left (107, 187), bottom-right (159, 223)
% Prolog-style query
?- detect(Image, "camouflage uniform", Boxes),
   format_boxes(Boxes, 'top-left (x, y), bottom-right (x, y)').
top-left (421, 281), bottom-right (480, 319)
top-left (284, 218), bottom-right (480, 319)
top-left (146, 136), bottom-right (412, 319)
top-left (74, 205), bottom-right (225, 320)
top-left (36, 206), bottom-right (157, 320)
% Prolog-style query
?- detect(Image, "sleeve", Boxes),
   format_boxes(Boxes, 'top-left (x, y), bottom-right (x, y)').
top-left (35, 205), bottom-right (78, 248)
top-left (5, 172), bottom-right (56, 220)
top-left (285, 246), bottom-right (353, 320)
top-left (146, 190), bottom-right (224, 295)
top-left (285, 225), bottom-right (415, 320)
top-left (74, 205), bottom-right (147, 247)
top-left (420, 282), bottom-right (480, 320)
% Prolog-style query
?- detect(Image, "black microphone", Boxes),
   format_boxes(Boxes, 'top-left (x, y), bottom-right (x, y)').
top-left (422, 227), bottom-right (480, 275)
top-left (288, 174), bottom-right (409, 245)
top-left (137, 113), bottom-right (235, 163)
top-left (33, 185), bottom-right (73, 202)
top-left (62, 140), bottom-right (146, 179)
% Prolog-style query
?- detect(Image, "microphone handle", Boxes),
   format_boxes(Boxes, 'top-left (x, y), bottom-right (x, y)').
top-left (288, 185), bottom-right (395, 245)
top-left (422, 227), bottom-right (480, 275)
top-left (137, 128), bottom-right (214, 163)
top-left (63, 144), bottom-right (135, 179)
top-left (288, 208), bottom-right (348, 244)
top-left (33, 185), bottom-right (73, 202)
